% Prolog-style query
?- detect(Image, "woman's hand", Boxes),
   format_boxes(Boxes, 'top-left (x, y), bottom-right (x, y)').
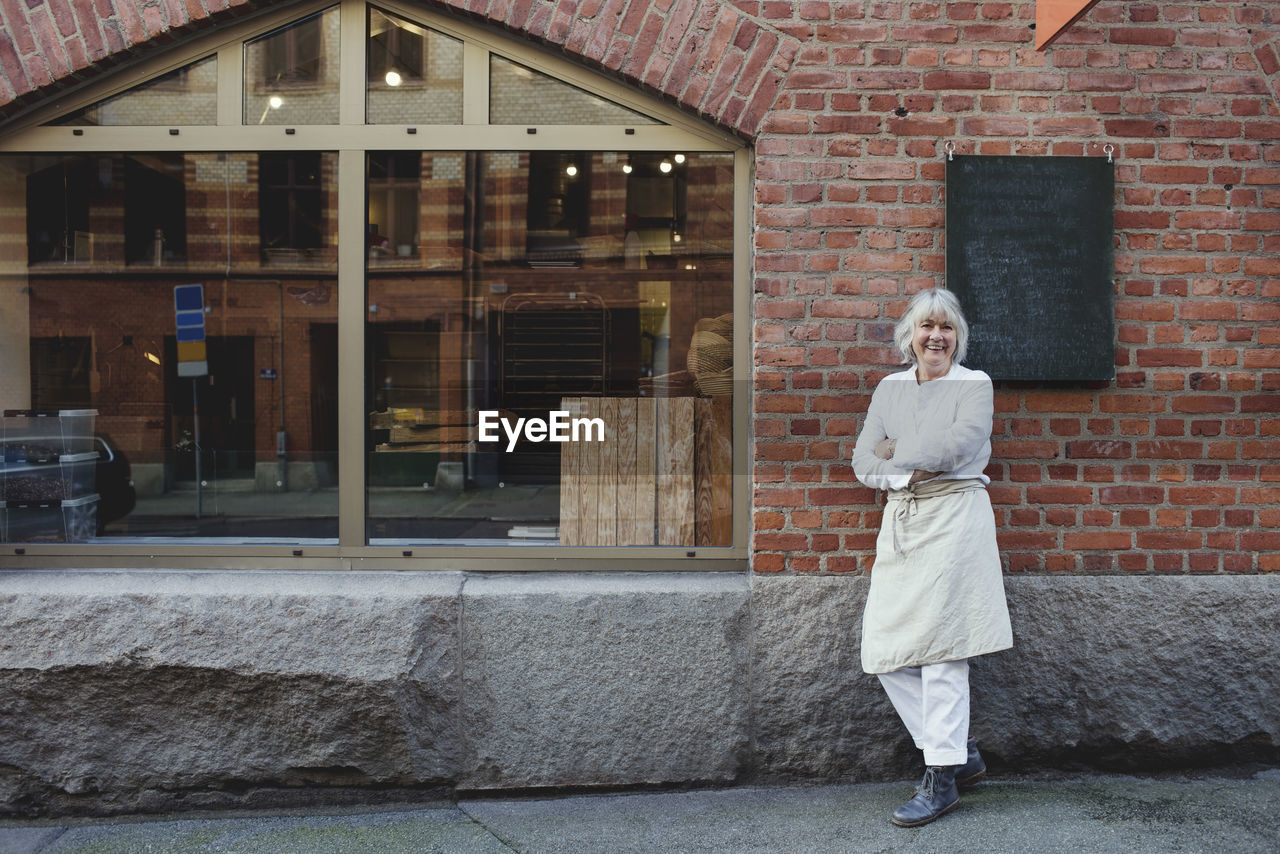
top-left (909, 469), bottom-right (941, 484)
top-left (875, 438), bottom-right (896, 460)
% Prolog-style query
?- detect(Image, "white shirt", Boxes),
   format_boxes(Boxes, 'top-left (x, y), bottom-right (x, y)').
top-left (852, 362), bottom-right (994, 492)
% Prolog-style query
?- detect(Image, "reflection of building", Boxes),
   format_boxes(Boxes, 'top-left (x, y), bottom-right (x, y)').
top-left (0, 4), bottom-right (739, 545)
top-left (11, 151), bottom-right (341, 496)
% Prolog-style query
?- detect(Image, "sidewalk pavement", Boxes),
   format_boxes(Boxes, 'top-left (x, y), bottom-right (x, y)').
top-left (2, 769), bottom-right (1278, 854)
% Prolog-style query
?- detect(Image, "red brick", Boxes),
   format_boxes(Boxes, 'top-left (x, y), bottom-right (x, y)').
top-left (1136, 348), bottom-right (1203, 367)
top-left (849, 162), bottom-right (916, 180)
top-left (993, 440), bottom-right (1060, 459)
top-left (1099, 485), bottom-right (1165, 504)
top-left (1139, 73), bottom-right (1208, 94)
top-left (753, 553), bottom-right (786, 573)
top-left (1172, 211), bottom-right (1240, 230)
top-left (1034, 117), bottom-right (1103, 135)
top-left (1167, 486), bottom-right (1236, 505)
top-left (849, 70), bottom-right (922, 90)
top-left (1063, 531), bottom-right (1133, 550)
top-left (1024, 392), bottom-right (1095, 413)
top-left (996, 531), bottom-right (1057, 550)
top-left (1136, 531), bottom-right (1202, 549)
top-left (923, 70), bottom-right (990, 89)
top-left (961, 24), bottom-right (1027, 42)
top-left (892, 24), bottom-right (960, 43)
top-left (1141, 165), bottom-right (1211, 184)
top-left (1171, 395), bottom-right (1235, 413)
top-left (1110, 27), bottom-right (1176, 47)
top-left (888, 115), bottom-right (956, 136)
top-left (1066, 441), bottom-right (1131, 459)
top-left (1027, 486), bottom-right (1093, 504)
top-left (962, 116), bottom-right (1028, 135)
top-left (755, 533), bottom-right (810, 551)
top-left (1137, 440), bottom-right (1205, 459)
top-left (1067, 72), bottom-right (1135, 91)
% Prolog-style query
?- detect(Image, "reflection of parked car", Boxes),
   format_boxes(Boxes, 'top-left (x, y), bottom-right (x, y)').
top-left (0, 433), bottom-right (135, 536)
top-left (94, 433), bottom-right (136, 531)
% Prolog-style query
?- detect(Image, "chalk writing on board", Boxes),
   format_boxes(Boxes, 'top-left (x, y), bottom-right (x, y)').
top-left (945, 155), bottom-right (1115, 382)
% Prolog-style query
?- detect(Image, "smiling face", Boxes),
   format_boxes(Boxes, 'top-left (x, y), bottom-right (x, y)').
top-left (912, 315), bottom-right (956, 377)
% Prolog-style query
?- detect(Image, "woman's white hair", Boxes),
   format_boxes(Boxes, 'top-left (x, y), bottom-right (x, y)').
top-left (893, 288), bottom-right (970, 365)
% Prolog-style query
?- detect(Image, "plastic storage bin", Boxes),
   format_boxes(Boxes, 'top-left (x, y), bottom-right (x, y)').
top-left (62, 493), bottom-right (99, 541)
top-left (59, 452), bottom-right (97, 499)
top-left (4, 501), bottom-right (64, 542)
top-left (57, 409), bottom-right (98, 454)
top-left (2, 411), bottom-right (62, 462)
top-left (1, 409), bottom-right (98, 457)
top-left (0, 452), bottom-right (97, 502)
top-left (1, 494), bottom-right (98, 542)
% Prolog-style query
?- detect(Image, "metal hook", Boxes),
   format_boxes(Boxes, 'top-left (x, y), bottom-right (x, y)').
top-left (945, 140), bottom-right (956, 162)
top-left (1103, 143), bottom-right (1114, 164)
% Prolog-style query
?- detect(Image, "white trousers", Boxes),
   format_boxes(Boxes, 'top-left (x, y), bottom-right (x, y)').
top-left (876, 659), bottom-right (970, 766)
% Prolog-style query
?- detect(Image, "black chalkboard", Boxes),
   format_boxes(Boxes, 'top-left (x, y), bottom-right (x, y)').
top-left (945, 155), bottom-right (1115, 381)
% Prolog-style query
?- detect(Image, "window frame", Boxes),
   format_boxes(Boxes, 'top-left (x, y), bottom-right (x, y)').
top-left (0, 0), bottom-right (750, 571)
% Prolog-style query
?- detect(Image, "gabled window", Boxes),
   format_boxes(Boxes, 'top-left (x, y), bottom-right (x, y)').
top-left (0, 0), bottom-right (746, 569)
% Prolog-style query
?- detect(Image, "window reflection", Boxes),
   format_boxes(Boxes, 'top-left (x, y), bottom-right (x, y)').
top-left (244, 8), bottom-right (341, 125)
top-left (0, 153), bottom-right (339, 543)
top-left (49, 57), bottom-right (218, 127)
top-left (366, 8), bottom-right (463, 124)
top-left (366, 151), bottom-right (733, 546)
top-left (489, 56), bottom-right (662, 126)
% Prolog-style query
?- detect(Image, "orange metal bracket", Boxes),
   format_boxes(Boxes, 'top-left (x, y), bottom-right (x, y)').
top-left (1036, 0), bottom-right (1103, 50)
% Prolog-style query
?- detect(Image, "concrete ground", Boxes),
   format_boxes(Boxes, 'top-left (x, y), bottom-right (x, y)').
top-left (2, 769), bottom-right (1278, 854)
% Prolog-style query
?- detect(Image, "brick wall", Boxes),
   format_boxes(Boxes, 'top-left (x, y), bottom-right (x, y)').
top-left (0, 0), bottom-right (1277, 573)
top-left (745, 0), bottom-right (1280, 575)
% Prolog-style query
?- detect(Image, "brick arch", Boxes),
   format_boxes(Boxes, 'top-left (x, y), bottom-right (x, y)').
top-left (0, 0), bottom-right (800, 139)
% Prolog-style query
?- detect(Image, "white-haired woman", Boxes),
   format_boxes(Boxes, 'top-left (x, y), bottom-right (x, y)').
top-left (851, 287), bottom-right (1012, 828)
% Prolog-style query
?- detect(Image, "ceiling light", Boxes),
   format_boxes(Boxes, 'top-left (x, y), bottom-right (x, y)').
top-left (622, 162), bottom-right (633, 174)
top-left (268, 95), bottom-right (284, 109)
top-left (385, 70), bottom-right (402, 87)
top-left (565, 164), bottom-right (578, 177)
top-left (659, 159), bottom-right (673, 173)
top-left (673, 153), bottom-right (686, 164)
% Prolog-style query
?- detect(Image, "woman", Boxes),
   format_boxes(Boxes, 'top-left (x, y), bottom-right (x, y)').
top-left (851, 288), bottom-right (1012, 828)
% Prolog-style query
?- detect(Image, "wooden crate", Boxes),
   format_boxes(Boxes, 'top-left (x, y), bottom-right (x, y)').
top-left (559, 396), bottom-right (730, 547)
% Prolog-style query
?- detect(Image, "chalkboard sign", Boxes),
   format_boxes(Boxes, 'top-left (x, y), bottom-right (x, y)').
top-left (946, 155), bottom-right (1115, 381)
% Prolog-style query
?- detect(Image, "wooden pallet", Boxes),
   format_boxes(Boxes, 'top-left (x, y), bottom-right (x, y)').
top-left (559, 396), bottom-right (730, 547)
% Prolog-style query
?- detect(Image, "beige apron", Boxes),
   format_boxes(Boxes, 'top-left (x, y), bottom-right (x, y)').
top-left (860, 478), bottom-right (1013, 674)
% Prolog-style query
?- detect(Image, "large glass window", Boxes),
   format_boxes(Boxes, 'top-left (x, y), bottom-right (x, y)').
top-left (365, 151), bottom-right (733, 546)
top-left (0, 153), bottom-right (339, 543)
top-left (0, 1), bottom-right (741, 559)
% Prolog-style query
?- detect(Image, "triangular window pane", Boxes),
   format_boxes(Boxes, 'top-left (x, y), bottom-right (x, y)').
top-left (48, 57), bottom-right (217, 126)
top-left (489, 56), bottom-right (662, 126)
top-left (367, 7), bottom-right (463, 124)
top-left (244, 7), bottom-right (341, 125)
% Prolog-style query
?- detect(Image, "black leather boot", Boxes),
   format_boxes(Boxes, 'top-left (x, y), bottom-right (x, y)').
top-left (955, 735), bottom-right (987, 787)
top-left (891, 764), bottom-right (960, 827)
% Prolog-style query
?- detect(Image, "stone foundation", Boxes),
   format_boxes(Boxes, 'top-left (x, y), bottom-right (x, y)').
top-left (0, 571), bottom-right (1276, 816)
